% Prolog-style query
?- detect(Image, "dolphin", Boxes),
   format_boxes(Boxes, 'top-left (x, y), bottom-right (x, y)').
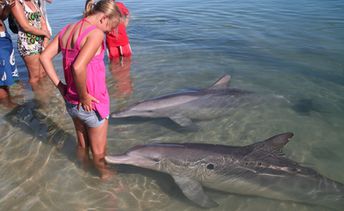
top-left (111, 75), bottom-right (252, 127)
top-left (105, 133), bottom-right (344, 210)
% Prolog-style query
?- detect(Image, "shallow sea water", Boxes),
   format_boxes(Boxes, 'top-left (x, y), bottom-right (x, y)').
top-left (0, 0), bottom-right (343, 210)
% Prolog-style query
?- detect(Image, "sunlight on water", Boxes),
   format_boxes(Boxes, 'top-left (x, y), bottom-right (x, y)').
top-left (0, 0), bottom-right (343, 210)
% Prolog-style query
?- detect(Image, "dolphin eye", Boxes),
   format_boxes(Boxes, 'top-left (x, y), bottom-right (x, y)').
top-left (151, 158), bottom-right (159, 162)
top-left (206, 163), bottom-right (215, 170)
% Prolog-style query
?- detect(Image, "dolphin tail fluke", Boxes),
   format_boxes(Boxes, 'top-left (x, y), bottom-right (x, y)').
top-left (172, 175), bottom-right (218, 208)
top-left (208, 74), bottom-right (231, 90)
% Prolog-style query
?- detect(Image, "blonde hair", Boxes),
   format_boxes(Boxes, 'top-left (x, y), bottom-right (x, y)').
top-left (84, 0), bottom-right (121, 19)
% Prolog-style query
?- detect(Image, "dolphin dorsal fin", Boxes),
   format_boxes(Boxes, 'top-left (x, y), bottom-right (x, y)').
top-left (252, 132), bottom-right (294, 153)
top-left (208, 75), bottom-right (231, 90)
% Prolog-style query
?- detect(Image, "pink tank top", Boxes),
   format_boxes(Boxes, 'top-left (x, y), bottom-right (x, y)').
top-left (59, 19), bottom-right (110, 119)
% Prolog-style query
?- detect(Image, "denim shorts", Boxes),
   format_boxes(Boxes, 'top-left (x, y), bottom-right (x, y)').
top-left (65, 100), bottom-right (107, 128)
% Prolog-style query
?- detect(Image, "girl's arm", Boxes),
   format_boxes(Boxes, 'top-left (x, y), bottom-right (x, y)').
top-left (40, 11), bottom-right (50, 47)
top-left (72, 29), bottom-right (103, 111)
top-left (123, 14), bottom-right (130, 27)
top-left (121, 4), bottom-right (130, 27)
top-left (0, 0), bottom-right (12, 20)
top-left (11, 0), bottom-right (50, 38)
top-left (0, 4), bottom-right (5, 21)
top-left (39, 0), bottom-right (52, 47)
top-left (40, 34), bottom-right (65, 95)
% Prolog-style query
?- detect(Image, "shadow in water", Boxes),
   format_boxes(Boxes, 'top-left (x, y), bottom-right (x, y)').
top-left (115, 164), bottom-right (216, 207)
top-left (291, 98), bottom-right (324, 115)
top-left (3, 100), bottom-right (100, 176)
top-left (109, 116), bottom-right (199, 133)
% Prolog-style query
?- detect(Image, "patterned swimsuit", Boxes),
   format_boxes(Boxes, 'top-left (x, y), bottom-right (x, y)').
top-left (17, 0), bottom-right (44, 56)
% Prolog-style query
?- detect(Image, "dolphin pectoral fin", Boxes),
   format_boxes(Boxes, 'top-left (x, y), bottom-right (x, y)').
top-left (169, 115), bottom-right (193, 127)
top-left (172, 175), bottom-right (218, 208)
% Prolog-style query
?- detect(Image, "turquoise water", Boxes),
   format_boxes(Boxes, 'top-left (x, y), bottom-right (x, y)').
top-left (0, 0), bottom-right (343, 210)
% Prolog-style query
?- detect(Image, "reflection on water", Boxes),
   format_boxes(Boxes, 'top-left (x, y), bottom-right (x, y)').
top-left (110, 57), bottom-right (133, 99)
top-left (109, 57), bottom-right (133, 111)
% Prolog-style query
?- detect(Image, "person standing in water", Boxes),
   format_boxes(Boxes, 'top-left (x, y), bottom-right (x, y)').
top-left (0, 0), bottom-right (19, 107)
top-left (87, 0), bottom-right (132, 60)
top-left (39, 0), bottom-right (52, 35)
top-left (10, 0), bottom-right (50, 85)
top-left (86, 1), bottom-right (133, 102)
top-left (40, 0), bottom-right (121, 179)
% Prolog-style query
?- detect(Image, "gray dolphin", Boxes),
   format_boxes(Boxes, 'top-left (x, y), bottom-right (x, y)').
top-left (106, 133), bottom-right (344, 210)
top-left (111, 75), bottom-right (252, 127)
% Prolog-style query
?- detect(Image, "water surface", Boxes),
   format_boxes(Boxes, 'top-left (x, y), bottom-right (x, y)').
top-left (0, 0), bottom-right (343, 210)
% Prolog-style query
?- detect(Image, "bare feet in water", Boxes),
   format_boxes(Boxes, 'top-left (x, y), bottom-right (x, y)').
top-left (93, 154), bottom-right (115, 180)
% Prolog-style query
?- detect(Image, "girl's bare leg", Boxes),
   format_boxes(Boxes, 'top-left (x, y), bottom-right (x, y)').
top-left (30, 77), bottom-right (54, 108)
top-left (87, 119), bottom-right (112, 179)
top-left (72, 118), bottom-right (92, 171)
top-left (76, 146), bottom-right (91, 171)
top-left (23, 54), bottom-right (46, 85)
top-left (0, 86), bottom-right (17, 108)
top-left (0, 87), bottom-right (9, 100)
top-left (88, 119), bottom-right (108, 155)
top-left (72, 118), bottom-right (90, 149)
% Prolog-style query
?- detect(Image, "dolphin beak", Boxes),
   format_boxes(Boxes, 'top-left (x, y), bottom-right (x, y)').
top-left (105, 155), bottom-right (132, 164)
top-left (111, 112), bottom-right (120, 118)
top-left (105, 154), bottom-right (158, 169)
top-left (111, 110), bottom-right (130, 118)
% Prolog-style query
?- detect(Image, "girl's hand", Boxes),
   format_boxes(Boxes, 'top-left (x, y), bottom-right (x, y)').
top-left (78, 94), bottom-right (99, 112)
top-left (57, 81), bottom-right (66, 97)
top-left (2, 0), bottom-right (16, 7)
top-left (8, 0), bottom-right (15, 7)
top-left (42, 30), bottom-right (51, 39)
top-left (43, 38), bottom-right (49, 48)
